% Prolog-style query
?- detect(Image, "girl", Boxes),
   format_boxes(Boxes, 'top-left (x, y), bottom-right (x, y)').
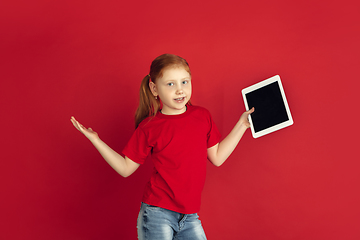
top-left (71, 54), bottom-right (254, 240)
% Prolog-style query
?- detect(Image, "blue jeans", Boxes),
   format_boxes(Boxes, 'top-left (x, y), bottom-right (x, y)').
top-left (137, 202), bottom-right (207, 240)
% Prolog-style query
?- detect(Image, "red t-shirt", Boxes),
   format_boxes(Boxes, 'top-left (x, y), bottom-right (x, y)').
top-left (122, 105), bottom-right (221, 214)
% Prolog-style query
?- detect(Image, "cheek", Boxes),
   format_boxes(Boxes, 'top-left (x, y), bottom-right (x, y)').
top-left (187, 85), bottom-right (192, 93)
top-left (186, 86), bottom-right (192, 98)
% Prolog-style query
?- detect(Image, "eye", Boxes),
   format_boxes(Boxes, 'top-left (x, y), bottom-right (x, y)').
top-left (182, 80), bottom-right (188, 84)
top-left (167, 82), bottom-right (174, 86)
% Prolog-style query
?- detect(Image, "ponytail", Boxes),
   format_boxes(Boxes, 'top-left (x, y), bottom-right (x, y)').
top-left (135, 75), bottom-right (160, 128)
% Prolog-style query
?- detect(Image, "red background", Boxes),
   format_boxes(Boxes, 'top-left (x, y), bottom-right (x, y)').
top-left (1, 0), bottom-right (359, 239)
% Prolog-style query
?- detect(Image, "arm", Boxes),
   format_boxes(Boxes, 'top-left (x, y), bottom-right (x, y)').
top-left (207, 108), bottom-right (254, 167)
top-left (70, 117), bottom-right (140, 177)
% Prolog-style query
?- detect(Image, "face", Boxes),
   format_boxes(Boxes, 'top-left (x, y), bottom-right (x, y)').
top-left (149, 66), bottom-right (192, 115)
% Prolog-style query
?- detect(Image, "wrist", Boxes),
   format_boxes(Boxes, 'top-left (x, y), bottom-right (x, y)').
top-left (89, 135), bottom-right (101, 144)
top-left (237, 120), bottom-right (250, 131)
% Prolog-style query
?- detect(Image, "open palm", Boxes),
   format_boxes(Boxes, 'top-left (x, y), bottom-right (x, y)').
top-left (70, 116), bottom-right (99, 141)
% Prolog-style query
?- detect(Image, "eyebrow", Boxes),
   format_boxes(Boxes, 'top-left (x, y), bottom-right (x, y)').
top-left (168, 77), bottom-right (191, 81)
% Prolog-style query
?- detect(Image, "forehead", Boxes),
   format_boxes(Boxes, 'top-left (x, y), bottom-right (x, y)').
top-left (159, 67), bottom-right (191, 80)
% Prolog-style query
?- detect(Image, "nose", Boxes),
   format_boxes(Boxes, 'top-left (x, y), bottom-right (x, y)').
top-left (176, 85), bottom-right (183, 95)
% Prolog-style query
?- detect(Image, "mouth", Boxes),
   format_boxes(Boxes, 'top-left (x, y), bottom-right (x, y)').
top-left (174, 97), bottom-right (186, 102)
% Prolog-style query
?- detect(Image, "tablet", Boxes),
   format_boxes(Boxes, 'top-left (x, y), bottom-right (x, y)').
top-left (241, 75), bottom-right (293, 138)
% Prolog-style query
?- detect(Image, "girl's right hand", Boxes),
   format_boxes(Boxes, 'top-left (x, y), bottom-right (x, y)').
top-left (70, 116), bottom-right (99, 141)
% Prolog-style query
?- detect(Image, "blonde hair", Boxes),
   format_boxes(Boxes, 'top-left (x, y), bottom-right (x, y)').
top-left (135, 54), bottom-right (191, 128)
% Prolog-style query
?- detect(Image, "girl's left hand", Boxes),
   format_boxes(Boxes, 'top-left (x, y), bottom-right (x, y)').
top-left (239, 107), bottom-right (255, 128)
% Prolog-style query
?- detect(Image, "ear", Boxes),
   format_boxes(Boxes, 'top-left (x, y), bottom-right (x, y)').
top-left (149, 81), bottom-right (158, 97)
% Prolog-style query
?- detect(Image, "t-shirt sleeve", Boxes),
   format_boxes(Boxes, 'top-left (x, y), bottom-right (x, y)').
top-left (122, 127), bottom-right (151, 164)
top-left (207, 111), bottom-right (221, 148)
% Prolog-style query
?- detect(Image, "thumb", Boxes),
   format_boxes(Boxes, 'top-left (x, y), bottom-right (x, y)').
top-left (247, 107), bottom-right (255, 114)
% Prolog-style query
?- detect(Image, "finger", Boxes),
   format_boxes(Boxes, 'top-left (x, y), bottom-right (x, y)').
top-left (247, 107), bottom-right (255, 114)
top-left (78, 123), bottom-right (86, 130)
top-left (73, 119), bottom-right (83, 129)
top-left (72, 118), bottom-right (85, 132)
top-left (70, 118), bottom-right (79, 129)
top-left (70, 117), bottom-right (78, 126)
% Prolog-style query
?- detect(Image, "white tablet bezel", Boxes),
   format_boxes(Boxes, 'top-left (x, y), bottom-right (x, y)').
top-left (241, 75), bottom-right (293, 138)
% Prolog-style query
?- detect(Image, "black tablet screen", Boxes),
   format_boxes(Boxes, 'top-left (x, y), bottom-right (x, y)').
top-left (245, 81), bottom-right (289, 132)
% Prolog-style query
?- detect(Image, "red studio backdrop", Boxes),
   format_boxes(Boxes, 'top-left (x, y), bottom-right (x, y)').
top-left (1, 0), bottom-right (359, 239)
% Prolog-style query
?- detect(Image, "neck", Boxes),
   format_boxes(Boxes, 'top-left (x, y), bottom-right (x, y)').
top-left (161, 106), bottom-right (187, 115)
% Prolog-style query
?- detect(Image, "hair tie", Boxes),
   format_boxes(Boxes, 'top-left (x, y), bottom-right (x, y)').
top-left (148, 74), bottom-right (151, 78)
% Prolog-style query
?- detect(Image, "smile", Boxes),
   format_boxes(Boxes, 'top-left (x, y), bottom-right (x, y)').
top-left (174, 97), bottom-right (185, 101)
